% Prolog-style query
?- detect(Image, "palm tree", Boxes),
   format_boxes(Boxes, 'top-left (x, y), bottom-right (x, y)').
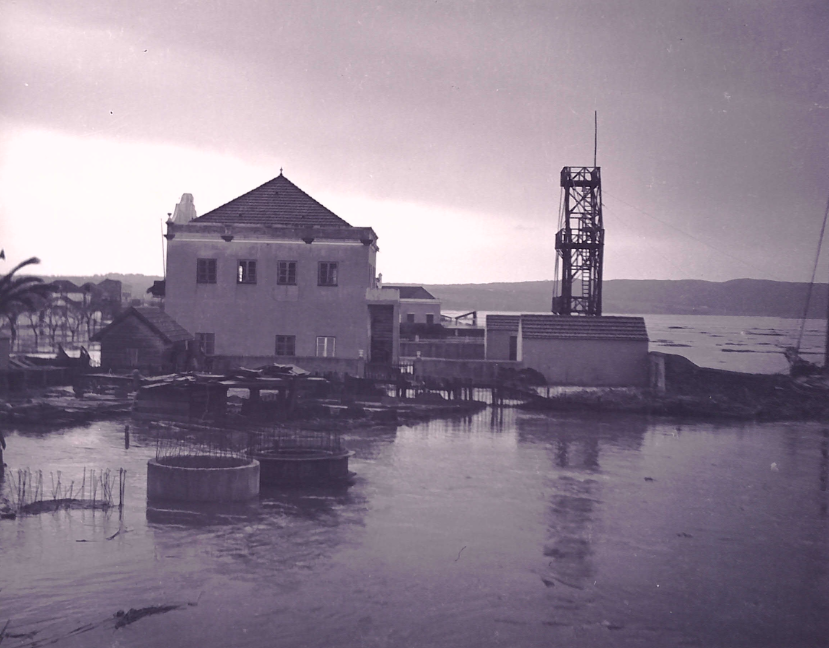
top-left (0, 257), bottom-right (53, 349)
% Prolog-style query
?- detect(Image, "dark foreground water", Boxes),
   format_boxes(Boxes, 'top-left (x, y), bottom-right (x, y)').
top-left (1, 411), bottom-right (828, 648)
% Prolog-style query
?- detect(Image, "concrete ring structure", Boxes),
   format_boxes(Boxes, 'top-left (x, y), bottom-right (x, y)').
top-left (249, 449), bottom-right (354, 486)
top-left (147, 456), bottom-right (260, 502)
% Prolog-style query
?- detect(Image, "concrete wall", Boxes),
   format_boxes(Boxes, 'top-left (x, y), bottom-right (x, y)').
top-left (165, 227), bottom-right (377, 361)
top-left (521, 338), bottom-right (649, 387)
top-left (486, 329), bottom-right (517, 361)
top-left (147, 457), bottom-right (260, 502)
top-left (399, 299), bottom-right (441, 324)
top-left (401, 339), bottom-right (485, 360)
top-left (212, 355), bottom-right (365, 377)
top-left (413, 358), bottom-right (521, 383)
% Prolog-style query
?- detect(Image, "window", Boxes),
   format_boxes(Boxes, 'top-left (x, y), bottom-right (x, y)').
top-left (277, 261), bottom-right (297, 285)
top-left (237, 260), bottom-right (257, 284)
top-left (195, 332), bottom-right (215, 355)
top-left (406, 313), bottom-right (415, 324)
top-left (316, 336), bottom-right (336, 357)
top-left (197, 258), bottom-right (217, 284)
top-left (275, 335), bottom-right (296, 356)
top-left (426, 314), bottom-right (435, 325)
top-left (318, 262), bottom-right (338, 286)
top-left (126, 348), bottom-right (139, 366)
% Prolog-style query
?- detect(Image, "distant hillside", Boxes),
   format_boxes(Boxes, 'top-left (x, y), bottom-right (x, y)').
top-left (28, 274), bottom-right (829, 319)
top-left (38, 273), bottom-right (163, 300)
top-left (425, 279), bottom-right (829, 319)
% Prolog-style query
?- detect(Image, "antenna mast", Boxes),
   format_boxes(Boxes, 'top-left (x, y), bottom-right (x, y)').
top-left (552, 111), bottom-right (605, 316)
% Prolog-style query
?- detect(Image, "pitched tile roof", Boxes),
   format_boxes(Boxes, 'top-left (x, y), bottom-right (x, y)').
top-left (520, 315), bottom-right (649, 341)
top-left (91, 306), bottom-right (192, 344)
top-left (193, 173), bottom-right (353, 228)
top-left (383, 285), bottom-right (438, 300)
top-left (486, 314), bottom-right (520, 332)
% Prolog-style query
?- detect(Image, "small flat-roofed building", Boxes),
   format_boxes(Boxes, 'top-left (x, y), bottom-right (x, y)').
top-left (485, 314), bottom-right (520, 361)
top-left (91, 306), bottom-right (193, 374)
top-left (518, 315), bottom-right (649, 386)
top-left (383, 285), bottom-right (441, 325)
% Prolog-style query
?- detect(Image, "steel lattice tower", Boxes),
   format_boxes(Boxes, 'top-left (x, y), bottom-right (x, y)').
top-left (552, 166), bottom-right (605, 316)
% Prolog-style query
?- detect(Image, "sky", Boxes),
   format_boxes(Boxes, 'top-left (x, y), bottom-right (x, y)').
top-left (1, 0), bottom-right (828, 285)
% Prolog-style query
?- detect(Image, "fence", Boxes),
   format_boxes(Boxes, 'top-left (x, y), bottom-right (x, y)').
top-left (9, 467), bottom-right (126, 515)
top-left (152, 422), bottom-right (344, 461)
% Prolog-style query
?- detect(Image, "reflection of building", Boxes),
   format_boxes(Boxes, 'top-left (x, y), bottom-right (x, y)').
top-left (163, 173), bottom-right (398, 374)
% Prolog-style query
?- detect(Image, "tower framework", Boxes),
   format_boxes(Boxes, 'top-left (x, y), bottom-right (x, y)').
top-left (552, 166), bottom-right (605, 316)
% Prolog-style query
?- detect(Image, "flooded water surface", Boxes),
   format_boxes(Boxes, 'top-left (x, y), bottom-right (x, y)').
top-left (1, 411), bottom-right (828, 647)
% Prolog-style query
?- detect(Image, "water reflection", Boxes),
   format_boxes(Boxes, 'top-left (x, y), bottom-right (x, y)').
top-left (2, 413), bottom-right (828, 647)
top-left (820, 428), bottom-right (828, 517)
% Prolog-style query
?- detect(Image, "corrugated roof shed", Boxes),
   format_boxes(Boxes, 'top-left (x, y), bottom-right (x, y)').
top-left (193, 173), bottom-right (352, 228)
top-left (521, 315), bottom-right (649, 341)
top-left (486, 314), bottom-right (520, 331)
top-left (91, 307), bottom-right (192, 344)
top-left (383, 285), bottom-right (438, 300)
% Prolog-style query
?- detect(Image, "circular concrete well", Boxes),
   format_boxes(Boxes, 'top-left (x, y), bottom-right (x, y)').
top-left (249, 449), bottom-right (354, 486)
top-left (147, 455), bottom-right (260, 502)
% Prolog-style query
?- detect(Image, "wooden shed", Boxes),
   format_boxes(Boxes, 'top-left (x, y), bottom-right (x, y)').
top-left (519, 315), bottom-right (650, 387)
top-left (91, 306), bottom-right (193, 374)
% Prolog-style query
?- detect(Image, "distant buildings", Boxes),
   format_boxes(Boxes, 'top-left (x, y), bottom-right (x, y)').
top-left (382, 285), bottom-right (441, 325)
top-left (163, 173), bottom-right (399, 373)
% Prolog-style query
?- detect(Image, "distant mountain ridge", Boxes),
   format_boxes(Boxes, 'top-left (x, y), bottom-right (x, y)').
top-left (32, 274), bottom-right (829, 319)
top-left (425, 279), bottom-right (829, 319)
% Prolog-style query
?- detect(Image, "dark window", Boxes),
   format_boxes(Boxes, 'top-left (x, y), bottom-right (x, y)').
top-left (126, 348), bottom-right (139, 367)
top-left (426, 314), bottom-right (435, 325)
top-left (275, 335), bottom-right (296, 356)
top-left (197, 258), bottom-right (217, 284)
top-left (318, 262), bottom-right (338, 286)
top-left (509, 335), bottom-right (518, 361)
top-left (195, 332), bottom-right (215, 355)
top-left (277, 261), bottom-right (297, 285)
top-left (237, 260), bottom-right (257, 284)
top-left (406, 313), bottom-right (415, 324)
top-left (316, 336), bottom-right (336, 357)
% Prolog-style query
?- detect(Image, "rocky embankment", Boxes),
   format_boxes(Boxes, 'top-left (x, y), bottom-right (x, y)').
top-left (523, 354), bottom-right (829, 421)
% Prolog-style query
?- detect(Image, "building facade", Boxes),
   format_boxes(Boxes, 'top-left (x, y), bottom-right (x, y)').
top-left (485, 314), bottom-right (519, 361)
top-left (163, 173), bottom-right (398, 374)
top-left (517, 314), bottom-right (649, 387)
top-left (382, 285), bottom-right (441, 324)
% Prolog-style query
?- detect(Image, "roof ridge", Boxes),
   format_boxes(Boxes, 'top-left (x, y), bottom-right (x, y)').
top-left (193, 174), bottom-right (352, 228)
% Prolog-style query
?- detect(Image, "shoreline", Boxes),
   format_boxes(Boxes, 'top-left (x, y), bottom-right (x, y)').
top-left (1, 358), bottom-right (828, 430)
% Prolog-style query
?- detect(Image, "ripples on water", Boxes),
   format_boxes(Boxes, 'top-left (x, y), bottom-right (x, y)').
top-left (1, 413), bottom-right (827, 647)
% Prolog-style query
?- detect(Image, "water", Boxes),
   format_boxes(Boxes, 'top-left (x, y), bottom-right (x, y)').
top-left (2, 411), bottom-right (827, 647)
top-left (644, 314), bottom-right (827, 374)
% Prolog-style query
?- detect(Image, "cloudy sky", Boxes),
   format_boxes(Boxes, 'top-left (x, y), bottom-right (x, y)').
top-left (1, 0), bottom-right (827, 284)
